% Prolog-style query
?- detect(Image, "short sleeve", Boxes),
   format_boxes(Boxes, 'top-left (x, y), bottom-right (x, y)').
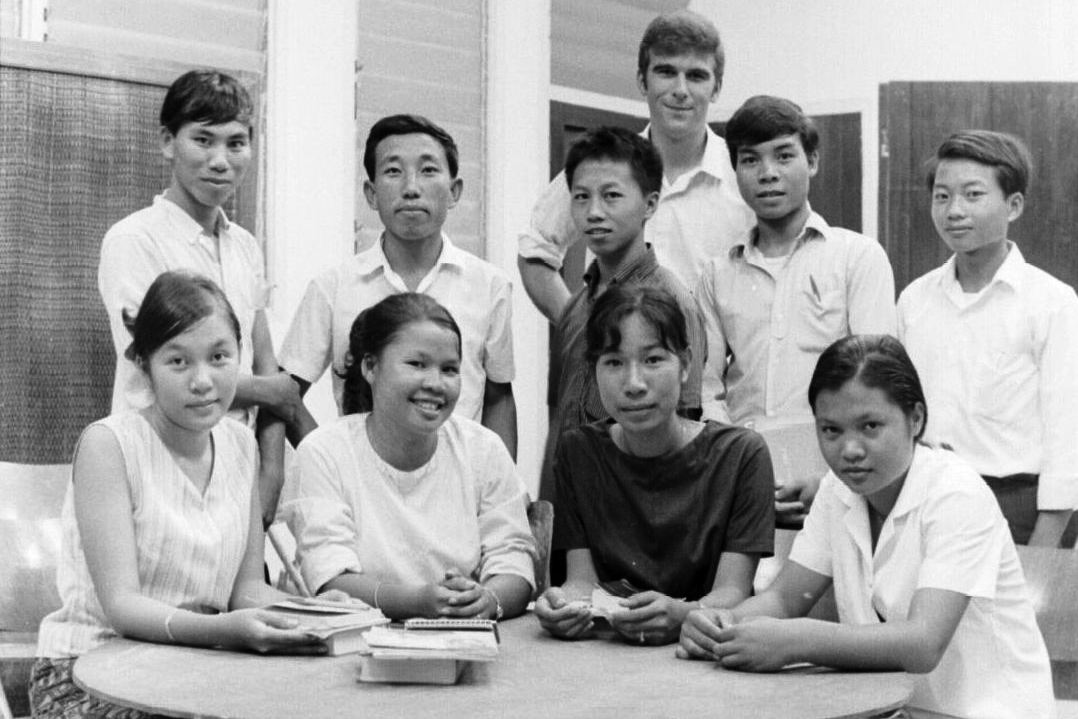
top-left (517, 172), bottom-right (580, 270)
top-left (789, 474), bottom-right (838, 578)
top-left (472, 430), bottom-right (535, 587)
top-left (718, 431), bottom-right (775, 556)
top-left (917, 480), bottom-right (1005, 599)
top-left (281, 433), bottom-right (363, 594)
top-left (482, 275), bottom-right (515, 384)
top-left (279, 275), bottom-right (336, 385)
top-left (845, 236), bottom-right (897, 337)
top-left (98, 228), bottom-right (170, 409)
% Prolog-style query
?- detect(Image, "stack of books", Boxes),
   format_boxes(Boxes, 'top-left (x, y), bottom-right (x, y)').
top-left (266, 598), bottom-right (389, 655)
top-left (359, 618), bottom-right (500, 685)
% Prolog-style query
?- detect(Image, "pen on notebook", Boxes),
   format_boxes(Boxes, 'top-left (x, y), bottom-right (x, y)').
top-left (809, 274), bottom-right (821, 301)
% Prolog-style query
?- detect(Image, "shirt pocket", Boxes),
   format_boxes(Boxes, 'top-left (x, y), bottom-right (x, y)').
top-left (969, 350), bottom-right (1030, 423)
top-left (796, 287), bottom-right (846, 352)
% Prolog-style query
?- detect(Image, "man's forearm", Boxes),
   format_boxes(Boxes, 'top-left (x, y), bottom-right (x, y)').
top-left (518, 256), bottom-right (570, 323)
top-left (482, 382), bottom-right (518, 460)
top-left (1028, 509), bottom-right (1072, 547)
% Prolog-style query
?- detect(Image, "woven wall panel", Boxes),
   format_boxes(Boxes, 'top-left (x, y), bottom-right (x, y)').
top-left (0, 66), bottom-right (170, 463)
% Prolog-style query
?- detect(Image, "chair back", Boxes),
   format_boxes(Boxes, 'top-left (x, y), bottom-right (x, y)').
top-left (1017, 545), bottom-right (1078, 662)
top-left (0, 463), bottom-right (67, 633)
top-left (0, 462), bottom-right (68, 718)
top-left (527, 500), bottom-right (554, 599)
top-left (1017, 544), bottom-right (1078, 700)
top-left (751, 417), bottom-right (828, 493)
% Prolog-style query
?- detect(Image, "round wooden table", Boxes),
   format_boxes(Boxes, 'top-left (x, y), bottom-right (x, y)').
top-left (74, 613), bottom-right (912, 718)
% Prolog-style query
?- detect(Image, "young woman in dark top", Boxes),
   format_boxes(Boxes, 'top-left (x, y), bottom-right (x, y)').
top-left (535, 286), bottom-right (774, 645)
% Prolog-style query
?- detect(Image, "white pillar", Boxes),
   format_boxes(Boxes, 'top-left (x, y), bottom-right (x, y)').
top-left (265, 0), bottom-right (357, 423)
top-left (485, 0), bottom-right (551, 495)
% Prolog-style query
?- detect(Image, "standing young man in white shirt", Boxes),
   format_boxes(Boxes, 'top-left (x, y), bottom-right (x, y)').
top-left (695, 96), bottom-right (895, 522)
top-left (98, 70), bottom-right (309, 526)
top-left (517, 9), bottom-right (753, 323)
top-left (898, 129), bottom-right (1078, 547)
top-left (280, 114), bottom-right (517, 456)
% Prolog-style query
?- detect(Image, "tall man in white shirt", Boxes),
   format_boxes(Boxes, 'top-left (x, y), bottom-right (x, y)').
top-left (517, 9), bottom-right (753, 322)
top-left (898, 130), bottom-right (1078, 546)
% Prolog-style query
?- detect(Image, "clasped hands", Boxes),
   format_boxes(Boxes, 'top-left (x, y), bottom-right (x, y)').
top-left (677, 607), bottom-right (796, 672)
top-left (535, 586), bottom-right (692, 645)
top-left (416, 568), bottom-right (498, 619)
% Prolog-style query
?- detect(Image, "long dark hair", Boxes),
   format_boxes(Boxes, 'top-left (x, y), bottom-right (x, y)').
top-left (808, 335), bottom-right (927, 440)
top-left (338, 293), bottom-right (462, 415)
top-left (123, 270), bottom-right (240, 364)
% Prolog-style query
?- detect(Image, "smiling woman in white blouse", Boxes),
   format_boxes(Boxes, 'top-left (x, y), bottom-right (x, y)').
top-left (282, 292), bottom-right (535, 621)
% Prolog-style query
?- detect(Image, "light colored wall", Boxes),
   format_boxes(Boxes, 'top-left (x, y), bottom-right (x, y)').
top-left (697, 0), bottom-right (1078, 114)
top-left (30, 0), bottom-right (264, 72)
top-left (486, 0), bottom-right (551, 494)
top-left (354, 0), bottom-right (485, 255)
top-left (263, 0), bottom-right (357, 424)
top-left (551, 0), bottom-right (687, 101)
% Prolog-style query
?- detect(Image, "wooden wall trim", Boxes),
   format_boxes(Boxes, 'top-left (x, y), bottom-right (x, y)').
top-left (0, 37), bottom-right (259, 87)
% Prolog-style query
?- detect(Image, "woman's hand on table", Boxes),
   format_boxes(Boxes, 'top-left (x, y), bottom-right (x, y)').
top-left (535, 587), bottom-right (593, 640)
top-left (610, 591), bottom-right (694, 646)
top-left (679, 609), bottom-right (795, 671)
top-left (222, 608), bottom-right (328, 655)
top-left (677, 606), bottom-right (734, 660)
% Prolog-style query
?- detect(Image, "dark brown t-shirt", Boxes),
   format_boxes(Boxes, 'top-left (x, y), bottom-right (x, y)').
top-left (553, 420), bottom-right (775, 601)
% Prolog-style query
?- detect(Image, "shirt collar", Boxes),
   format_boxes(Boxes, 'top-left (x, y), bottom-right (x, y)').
top-left (154, 193), bottom-right (230, 243)
top-left (355, 232), bottom-right (463, 277)
top-left (638, 124), bottom-right (735, 186)
top-left (583, 244), bottom-right (660, 293)
top-left (830, 443), bottom-right (930, 522)
top-left (730, 207), bottom-right (829, 259)
top-left (939, 241), bottom-right (1026, 294)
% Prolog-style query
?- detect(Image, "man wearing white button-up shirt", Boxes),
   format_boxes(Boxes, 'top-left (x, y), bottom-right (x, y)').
top-left (898, 129), bottom-right (1078, 547)
top-left (696, 96), bottom-right (895, 521)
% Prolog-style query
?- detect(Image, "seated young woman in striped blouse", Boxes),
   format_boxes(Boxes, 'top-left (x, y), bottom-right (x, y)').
top-left (32, 272), bottom-right (328, 719)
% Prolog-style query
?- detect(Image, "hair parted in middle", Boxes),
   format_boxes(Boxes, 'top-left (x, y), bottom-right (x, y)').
top-left (585, 284), bottom-right (689, 367)
top-left (808, 334), bottom-right (928, 441)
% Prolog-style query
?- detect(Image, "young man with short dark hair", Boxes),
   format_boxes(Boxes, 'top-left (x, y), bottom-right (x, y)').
top-left (280, 114), bottom-right (518, 456)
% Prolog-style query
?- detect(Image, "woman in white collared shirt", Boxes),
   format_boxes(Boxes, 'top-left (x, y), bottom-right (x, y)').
top-left (679, 334), bottom-right (1053, 719)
